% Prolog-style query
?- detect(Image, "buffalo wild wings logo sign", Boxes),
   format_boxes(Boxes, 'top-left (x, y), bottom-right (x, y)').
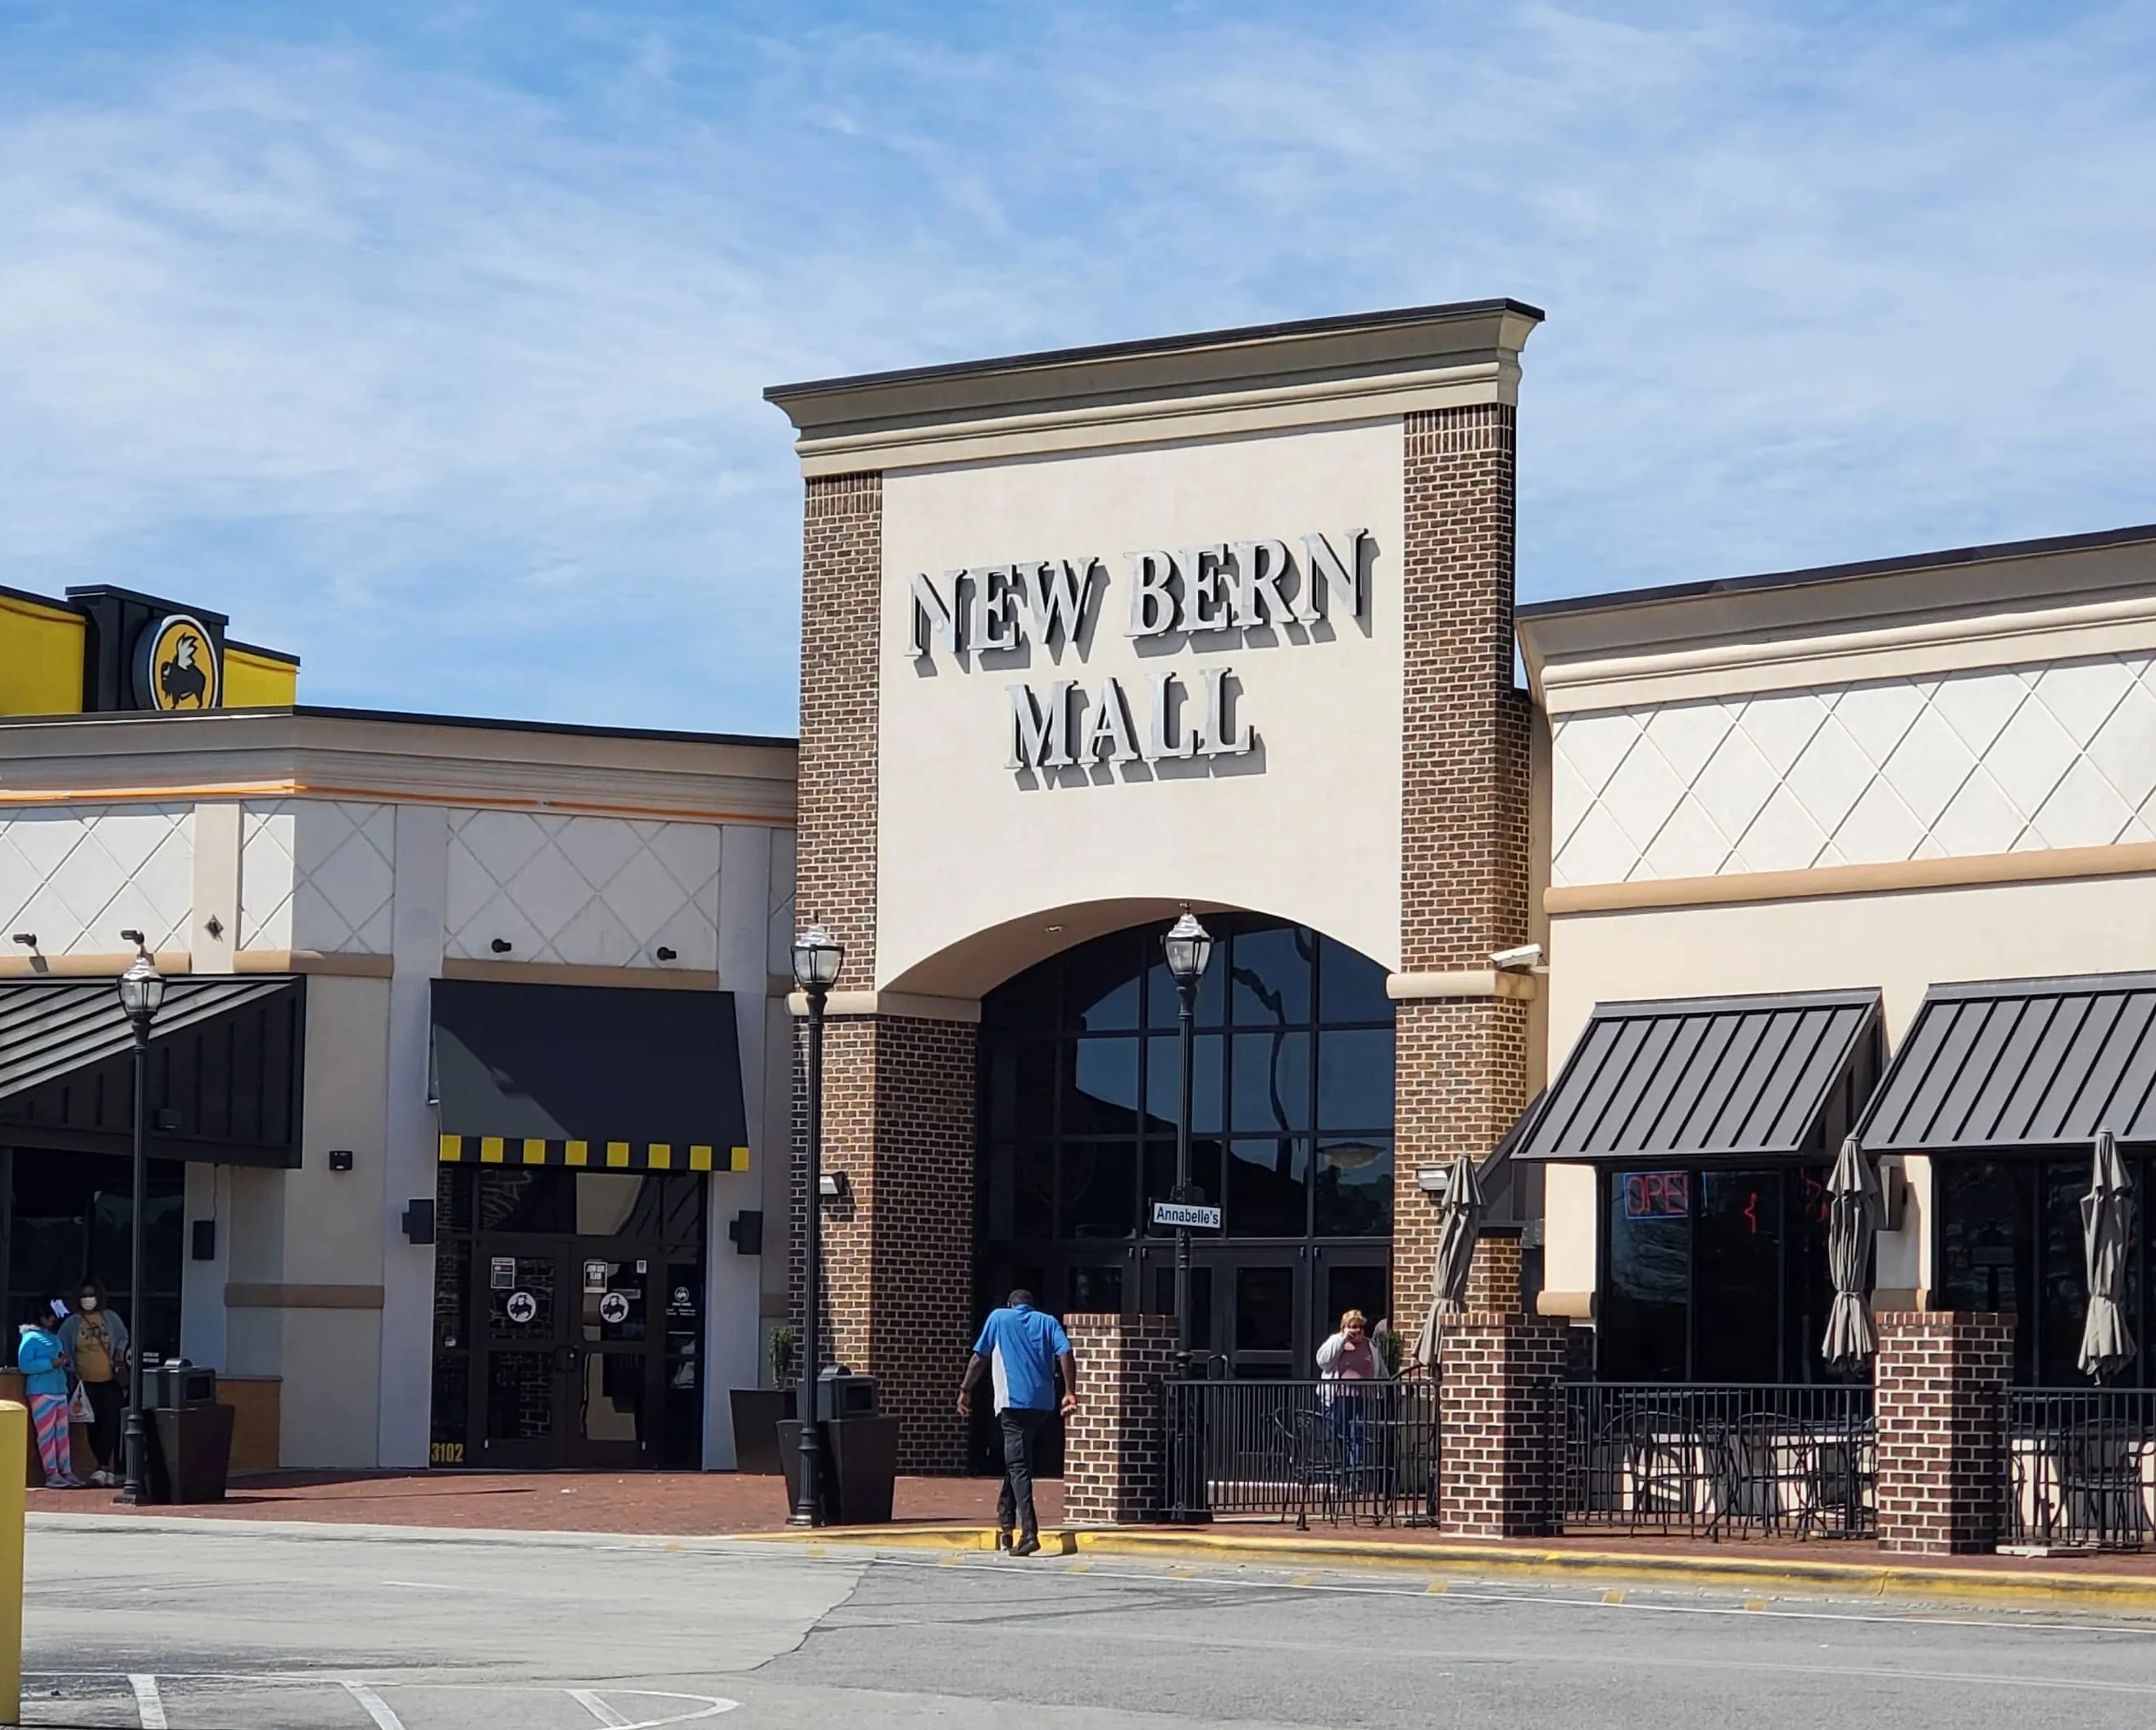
top-left (132, 613), bottom-right (221, 711)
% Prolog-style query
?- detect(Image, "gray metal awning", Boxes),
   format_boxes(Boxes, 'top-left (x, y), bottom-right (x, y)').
top-left (1513, 988), bottom-right (1883, 1164)
top-left (1859, 971), bottom-right (2156, 1155)
top-left (0, 974), bottom-right (296, 1101)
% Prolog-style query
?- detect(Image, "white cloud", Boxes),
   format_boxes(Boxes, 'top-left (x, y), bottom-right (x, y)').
top-left (0, 4), bottom-right (2153, 729)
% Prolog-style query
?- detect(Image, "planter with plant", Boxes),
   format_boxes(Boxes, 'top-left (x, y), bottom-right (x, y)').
top-left (729, 1326), bottom-right (799, 1475)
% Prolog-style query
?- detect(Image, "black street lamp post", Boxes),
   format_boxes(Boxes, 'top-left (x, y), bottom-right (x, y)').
top-left (1162, 910), bottom-right (1214, 1382)
top-left (112, 935), bottom-right (166, 1508)
top-left (788, 924), bottom-right (844, 1528)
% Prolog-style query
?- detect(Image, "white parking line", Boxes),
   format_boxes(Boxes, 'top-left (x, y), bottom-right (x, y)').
top-left (342, 1679), bottom-right (410, 1728)
top-left (129, 1673), bottom-right (167, 1729)
top-left (570, 1691), bottom-right (635, 1727)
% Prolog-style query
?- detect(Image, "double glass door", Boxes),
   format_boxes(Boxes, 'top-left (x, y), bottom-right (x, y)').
top-left (1137, 1245), bottom-right (1391, 1378)
top-left (474, 1237), bottom-right (666, 1469)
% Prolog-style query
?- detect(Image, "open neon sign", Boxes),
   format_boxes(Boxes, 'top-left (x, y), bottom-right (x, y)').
top-left (1623, 1170), bottom-right (1690, 1220)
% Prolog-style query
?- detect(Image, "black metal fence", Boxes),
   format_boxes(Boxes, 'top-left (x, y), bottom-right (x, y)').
top-left (1563, 1383), bottom-right (1876, 1539)
top-left (2008, 1388), bottom-right (2156, 1551)
top-left (1164, 1378), bottom-right (1440, 1528)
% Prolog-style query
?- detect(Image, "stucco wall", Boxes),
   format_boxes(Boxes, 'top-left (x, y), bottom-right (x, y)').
top-left (875, 420), bottom-right (1407, 993)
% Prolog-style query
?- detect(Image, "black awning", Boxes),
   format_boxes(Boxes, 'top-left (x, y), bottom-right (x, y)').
top-left (1859, 971), bottom-right (2156, 1156)
top-left (0, 975), bottom-right (304, 1166)
top-left (1514, 988), bottom-right (1882, 1165)
top-left (430, 979), bottom-right (748, 1171)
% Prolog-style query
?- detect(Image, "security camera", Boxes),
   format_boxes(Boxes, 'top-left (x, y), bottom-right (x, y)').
top-left (1491, 943), bottom-right (1544, 972)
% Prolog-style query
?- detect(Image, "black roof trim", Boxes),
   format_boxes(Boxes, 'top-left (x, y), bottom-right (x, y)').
top-left (225, 638), bottom-right (301, 666)
top-left (0, 703), bottom-right (796, 751)
top-left (1518, 521), bottom-right (2156, 624)
top-left (765, 297), bottom-right (1546, 402)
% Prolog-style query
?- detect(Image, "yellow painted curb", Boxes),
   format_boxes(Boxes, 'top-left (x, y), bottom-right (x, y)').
top-left (745, 1523), bottom-right (2156, 1610)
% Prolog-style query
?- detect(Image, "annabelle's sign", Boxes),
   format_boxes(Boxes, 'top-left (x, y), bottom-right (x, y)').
top-left (905, 531), bottom-right (1369, 773)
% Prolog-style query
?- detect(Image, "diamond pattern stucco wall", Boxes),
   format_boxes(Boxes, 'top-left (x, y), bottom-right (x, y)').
top-left (1551, 652), bottom-right (2156, 887)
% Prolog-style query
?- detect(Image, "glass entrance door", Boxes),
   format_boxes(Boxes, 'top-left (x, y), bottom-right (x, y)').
top-left (471, 1239), bottom-right (661, 1469)
top-left (474, 1240), bottom-right (570, 1469)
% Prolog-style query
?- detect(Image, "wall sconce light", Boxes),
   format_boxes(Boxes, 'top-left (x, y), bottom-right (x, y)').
top-left (1416, 1165), bottom-right (1452, 1196)
top-left (818, 1171), bottom-right (850, 1201)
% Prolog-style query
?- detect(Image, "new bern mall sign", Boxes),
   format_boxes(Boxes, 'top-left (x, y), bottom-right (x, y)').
top-left (905, 531), bottom-right (1370, 775)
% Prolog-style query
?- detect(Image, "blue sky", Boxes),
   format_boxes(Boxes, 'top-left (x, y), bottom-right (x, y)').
top-left (2, 2), bottom-right (2153, 734)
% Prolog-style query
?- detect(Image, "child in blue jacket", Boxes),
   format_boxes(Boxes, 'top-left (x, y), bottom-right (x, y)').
top-left (17, 1302), bottom-right (82, 1488)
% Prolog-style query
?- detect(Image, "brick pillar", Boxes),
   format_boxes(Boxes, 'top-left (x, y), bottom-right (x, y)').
top-left (1061, 1313), bottom-right (1178, 1526)
top-left (789, 468), bottom-right (982, 1474)
top-left (1875, 1310), bottom-right (2014, 1555)
top-left (1437, 1311), bottom-right (1566, 1537)
top-left (792, 1011), bottom-right (977, 1473)
top-left (1393, 402), bottom-right (1532, 1321)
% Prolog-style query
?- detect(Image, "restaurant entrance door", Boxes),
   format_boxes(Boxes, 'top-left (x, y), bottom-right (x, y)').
top-left (432, 1167), bottom-right (706, 1469)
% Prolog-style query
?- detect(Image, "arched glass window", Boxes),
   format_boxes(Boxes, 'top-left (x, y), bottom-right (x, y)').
top-left (976, 913), bottom-right (1396, 1368)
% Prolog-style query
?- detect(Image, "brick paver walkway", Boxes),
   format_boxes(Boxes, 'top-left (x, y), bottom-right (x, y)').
top-left (33, 1469), bottom-right (1057, 1536)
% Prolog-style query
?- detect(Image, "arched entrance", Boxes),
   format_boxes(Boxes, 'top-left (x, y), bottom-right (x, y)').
top-left (972, 913), bottom-right (1396, 1464)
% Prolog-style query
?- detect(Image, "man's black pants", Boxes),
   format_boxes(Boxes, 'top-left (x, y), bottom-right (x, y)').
top-left (996, 1407), bottom-right (1052, 1538)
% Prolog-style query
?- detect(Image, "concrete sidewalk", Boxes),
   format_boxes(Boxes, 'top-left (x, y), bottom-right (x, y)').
top-left (40, 1467), bottom-right (2156, 1613)
top-left (751, 1517), bottom-right (2156, 1612)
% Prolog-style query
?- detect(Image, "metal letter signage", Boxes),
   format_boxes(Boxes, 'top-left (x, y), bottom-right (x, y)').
top-left (911, 529), bottom-right (1370, 781)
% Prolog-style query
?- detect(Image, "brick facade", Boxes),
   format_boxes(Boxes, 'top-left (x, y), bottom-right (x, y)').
top-left (1060, 1312), bottom-right (1178, 1525)
top-left (1436, 1310), bottom-right (1568, 1537)
top-left (797, 471), bottom-right (883, 991)
top-left (787, 384), bottom-right (1536, 1485)
top-left (1874, 1310), bottom-right (2015, 1555)
top-left (1463, 1233), bottom-right (1524, 1314)
top-left (1392, 404), bottom-right (1532, 1325)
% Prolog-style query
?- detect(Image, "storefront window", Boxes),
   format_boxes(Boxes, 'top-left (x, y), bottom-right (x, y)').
top-left (1598, 1165), bottom-right (1831, 1383)
top-left (6, 1151), bottom-right (184, 1363)
top-left (975, 912), bottom-right (1394, 1419)
top-left (1936, 1156), bottom-right (2150, 1387)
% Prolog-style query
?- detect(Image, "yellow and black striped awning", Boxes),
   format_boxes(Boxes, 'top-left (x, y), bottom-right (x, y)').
top-left (438, 1135), bottom-right (747, 1172)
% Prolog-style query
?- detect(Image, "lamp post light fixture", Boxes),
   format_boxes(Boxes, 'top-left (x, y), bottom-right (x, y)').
top-left (1162, 910), bottom-right (1214, 1383)
top-left (113, 936), bottom-right (166, 1507)
top-left (788, 924), bottom-right (844, 1528)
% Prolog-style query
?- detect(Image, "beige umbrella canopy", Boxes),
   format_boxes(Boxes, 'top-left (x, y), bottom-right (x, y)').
top-left (2079, 1130), bottom-right (2137, 1383)
top-left (1414, 1150), bottom-right (1485, 1371)
top-left (1822, 1136), bottom-right (1882, 1370)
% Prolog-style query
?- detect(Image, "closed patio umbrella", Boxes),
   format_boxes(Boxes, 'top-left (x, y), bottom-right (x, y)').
top-left (1413, 1150), bottom-right (1485, 1371)
top-left (1822, 1135), bottom-right (1882, 1370)
top-left (2078, 1130), bottom-right (2137, 1383)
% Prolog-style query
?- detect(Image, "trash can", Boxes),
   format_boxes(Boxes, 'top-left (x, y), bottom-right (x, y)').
top-left (773, 1369), bottom-right (901, 1523)
top-left (142, 1360), bottom-right (234, 1505)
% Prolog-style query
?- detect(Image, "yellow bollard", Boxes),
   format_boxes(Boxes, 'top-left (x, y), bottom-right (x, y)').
top-left (0, 1401), bottom-right (21, 1727)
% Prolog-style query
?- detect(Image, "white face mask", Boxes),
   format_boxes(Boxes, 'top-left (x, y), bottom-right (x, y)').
top-left (79, 1297), bottom-right (98, 1311)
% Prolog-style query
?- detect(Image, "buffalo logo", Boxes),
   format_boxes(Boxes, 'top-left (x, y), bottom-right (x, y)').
top-left (133, 614), bottom-right (221, 711)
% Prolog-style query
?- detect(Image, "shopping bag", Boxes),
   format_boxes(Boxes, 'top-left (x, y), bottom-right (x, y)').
top-left (68, 1380), bottom-right (94, 1425)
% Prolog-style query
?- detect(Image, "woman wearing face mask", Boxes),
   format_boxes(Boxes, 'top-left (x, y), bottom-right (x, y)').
top-left (17, 1301), bottom-right (84, 1488)
top-left (58, 1281), bottom-right (129, 1487)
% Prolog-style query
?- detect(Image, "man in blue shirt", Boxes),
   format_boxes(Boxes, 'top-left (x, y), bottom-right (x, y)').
top-left (957, 1289), bottom-right (1078, 1556)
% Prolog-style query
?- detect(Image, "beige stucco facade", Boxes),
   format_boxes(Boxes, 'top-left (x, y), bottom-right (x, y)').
top-left (0, 706), bottom-right (797, 1469)
top-left (875, 420), bottom-right (1408, 996)
top-left (1520, 525), bottom-right (2156, 1332)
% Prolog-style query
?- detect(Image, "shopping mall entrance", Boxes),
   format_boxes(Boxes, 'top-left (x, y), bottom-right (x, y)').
top-left (971, 912), bottom-right (1396, 1471)
top-left (430, 1166), bottom-right (706, 1469)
